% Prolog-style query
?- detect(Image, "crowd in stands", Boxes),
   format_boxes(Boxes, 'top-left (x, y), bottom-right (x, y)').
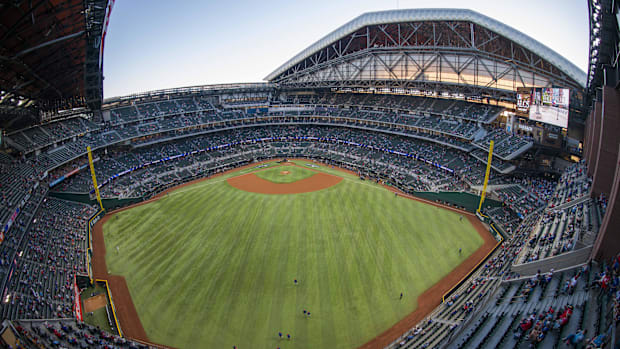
top-left (0, 91), bottom-right (613, 348)
top-left (0, 155), bottom-right (42, 228)
top-left (308, 92), bottom-right (504, 123)
top-left (2, 319), bottom-right (163, 348)
top-left (7, 118), bottom-right (97, 152)
top-left (509, 161), bottom-right (607, 266)
top-left (519, 197), bottom-right (604, 262)
top-left (493, 176), bottom-right (557, 219)
top-left (476, 253), bottom-right (619, 349)
top-left (43, 123), bottom-right (533, 200)
top-left (547, 161), bottom-right (591, 209)
top-left (51, 126), bottom-right (479, 197)
top-left (3, 93), bottom-right (529, 179)
top-left (473, 128), bottom-right (533, 160)
top-left (0, 198), bottom-right (95, 320)
top-left (388, 159), bottom-right (610, 349)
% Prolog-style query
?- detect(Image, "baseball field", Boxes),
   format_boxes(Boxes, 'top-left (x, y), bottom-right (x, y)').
top-left (101, 160), bottom-right (487, 349)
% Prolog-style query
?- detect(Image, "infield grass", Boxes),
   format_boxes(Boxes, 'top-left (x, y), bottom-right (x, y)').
top-left (103, 160), bottom-right (484, 349)
top-left (254, 164), bottom-right (316, 183)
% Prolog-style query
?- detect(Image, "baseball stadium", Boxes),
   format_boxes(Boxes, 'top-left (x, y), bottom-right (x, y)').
top-left (0, 1), bottom-right (619, 349)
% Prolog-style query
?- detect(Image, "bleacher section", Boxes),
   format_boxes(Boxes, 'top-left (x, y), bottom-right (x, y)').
top-left (50, 125), bottom-right (504, 198)
top-left (473, 128), bottom-right (533, 160)
top-left (448, 259), bottom-right (617, 349)
top-left (2, 318), bottom-right (162, 348)
top-left (6, 117), bottom-right (98, 152)
top-left (0, 198), bottom-right (95, 320)
top-left (313, 93), bottom-right (504, 123)
top-left (2, 93), bottom-right (534, 178)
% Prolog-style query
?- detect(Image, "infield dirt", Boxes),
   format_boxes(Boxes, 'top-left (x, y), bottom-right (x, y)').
top-left (227, 171), bottom-right (342, 194)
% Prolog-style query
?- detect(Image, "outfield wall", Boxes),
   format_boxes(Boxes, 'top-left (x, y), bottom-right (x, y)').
top-left (411, 191), bottom-right (503, 213)
top-left (86, 209), bottom-right (105, 284)
top-left (50, 159), bottom-right (500, 215)
top-left (49, 191), bottom-right (143, 210)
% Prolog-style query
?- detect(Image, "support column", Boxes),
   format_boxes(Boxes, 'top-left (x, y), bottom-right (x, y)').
top-left (592, 143), bottom-right (620, 261)
top-left (587, 101), bottom-right (602, 178)
top-left (592, 86), bottom-right (620, 196)
top-left (584, 111), bottom-right (593, 162)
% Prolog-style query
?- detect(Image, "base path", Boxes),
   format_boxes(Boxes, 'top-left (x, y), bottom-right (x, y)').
top-left (227, 171), bottom-right (342, 194)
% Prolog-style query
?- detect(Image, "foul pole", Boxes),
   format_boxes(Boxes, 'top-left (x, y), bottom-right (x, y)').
top-left (477, 140), bottom-right (494, 214)
top-left (87, 146), bottom-right (104, 211)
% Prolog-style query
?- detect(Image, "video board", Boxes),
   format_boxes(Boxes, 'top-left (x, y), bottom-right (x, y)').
top-left (515, 88), bottom-right (570, 128)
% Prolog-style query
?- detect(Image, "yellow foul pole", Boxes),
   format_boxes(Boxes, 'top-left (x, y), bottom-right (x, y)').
top-left (477, 140), bottom-right (494, 214)
top-left (87, 146), bottom-right (104, 211)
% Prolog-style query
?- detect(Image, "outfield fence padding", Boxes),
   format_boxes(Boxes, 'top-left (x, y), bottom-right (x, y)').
top-left (411, 191), bottom-right (503, 213)
top-left (49, 191), bottom-right (142, 210)
top-left (86, 209), bottom-right (105, 285)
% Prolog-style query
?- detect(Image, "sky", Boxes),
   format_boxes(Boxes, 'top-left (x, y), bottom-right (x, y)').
top-left (102, 0), bottom-right (589, 98)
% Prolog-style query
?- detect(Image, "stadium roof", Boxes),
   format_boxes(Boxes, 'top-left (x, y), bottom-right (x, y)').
top-left (0, 0), bottom-right (108, 115)
top-left (265, 8), bottom-right (587, 88)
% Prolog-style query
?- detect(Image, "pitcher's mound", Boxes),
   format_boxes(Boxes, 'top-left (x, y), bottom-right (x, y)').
top-left (228, 172), bottom-right (342, 194)
top-left (280, 171), bottom-right (290, 175)
top-left (83, 293), bottom-right (107, 312)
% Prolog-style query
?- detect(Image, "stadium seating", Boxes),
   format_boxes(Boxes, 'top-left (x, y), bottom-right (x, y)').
top-left (0, 97), bottom-right (537, 180)
top-left (3, 318), bottom-right (162, 348)
top-left (448, 258), bottom-right (618, 349)
top-left (6, 117), bottom-right (99, 152)
top-left (0, 198), bottom-right (95, 320)
top-left (0, 91), bottom-right (610, 349)
top-left (49, 125), bottom-right (495, 199)
top-left (473, 128), bottom-right (533, 160)
top-left (312, 92), bottom-right (504, 123)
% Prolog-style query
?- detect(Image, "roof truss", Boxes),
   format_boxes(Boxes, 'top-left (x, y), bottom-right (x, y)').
top-left (271, 20), bottom-right (583, 98)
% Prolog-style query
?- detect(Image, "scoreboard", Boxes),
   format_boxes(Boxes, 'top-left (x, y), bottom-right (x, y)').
top-left (515, 87), bottom-right (570, 128)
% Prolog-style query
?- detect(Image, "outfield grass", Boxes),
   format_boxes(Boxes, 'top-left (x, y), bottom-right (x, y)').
top-left (103, 160), bottom-right (484, 349)
top-left (254, 164), bottom-right (316, 183)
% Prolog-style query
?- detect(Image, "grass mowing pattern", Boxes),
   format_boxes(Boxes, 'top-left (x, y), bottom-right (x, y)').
top-left (254, 164), bottom-right (316, 183)
top-left (103, 160), bottom-right (483, 349)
